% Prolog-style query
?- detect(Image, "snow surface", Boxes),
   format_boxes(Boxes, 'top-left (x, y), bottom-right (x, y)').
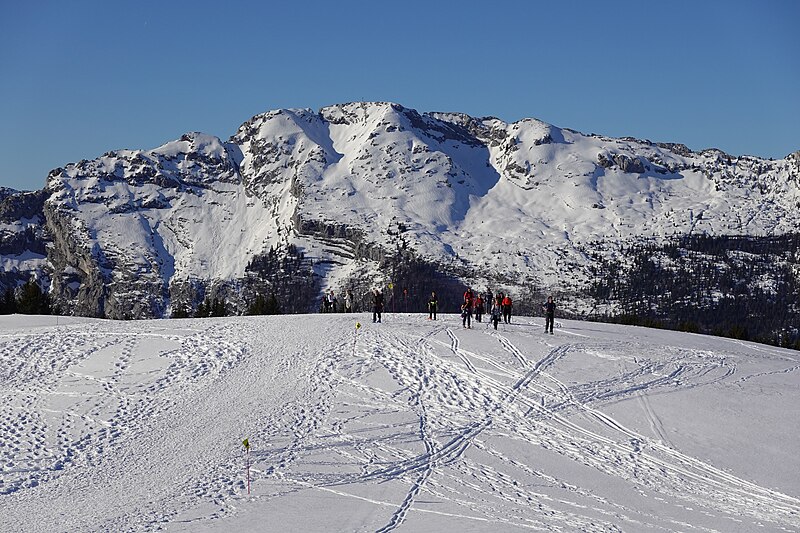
top-left (1, 313), bottom-right (798, 532)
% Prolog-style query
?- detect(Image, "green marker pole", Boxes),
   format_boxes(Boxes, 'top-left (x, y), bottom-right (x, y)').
top-left (353, 322), bottom-right (361, 358)
top-left (243, 438), bottom-right (251, 494)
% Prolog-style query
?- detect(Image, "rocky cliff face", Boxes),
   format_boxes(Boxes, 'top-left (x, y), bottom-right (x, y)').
top-left (0, 189), bottom-right (50, 297)
top-left (1, 103), bottom-right (799, 318)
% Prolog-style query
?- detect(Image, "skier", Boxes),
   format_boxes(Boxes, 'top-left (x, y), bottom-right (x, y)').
top-left (543, 295), bottom-right (556, 334)
top-left (345, 289), bottom-right (353, 313)
top-left (474, 295), bottom-right (484, 323)
top-left (490, 298), bottom-right (502, 330)
top-left (463, 288), bottom-right (474, 308)
top-left (372, 289), bottom-right (384, 323)
top-left (321, 293), bottom-right (330, 313)
top-left (326, 290), bottom-right (337, 313)
top-left (502, 294), bottom-right (513, 324)
top-left (428, 291), bottom-right (438, 320)
top-left (461, 301), bottom-right (472, 329)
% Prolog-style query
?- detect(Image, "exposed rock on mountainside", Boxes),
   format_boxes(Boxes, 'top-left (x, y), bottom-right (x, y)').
top-left (0, 189), bottom-right (50, 295)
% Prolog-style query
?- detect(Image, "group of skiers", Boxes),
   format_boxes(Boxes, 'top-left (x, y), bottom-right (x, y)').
top-left (324, 287), bottom-right (557, 333)
top-left (458, 288), bottom-right (515, 330)
top-left (322, 289), bottom-right (355, 313)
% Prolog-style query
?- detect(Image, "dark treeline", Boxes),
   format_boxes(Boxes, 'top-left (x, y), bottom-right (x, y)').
top-left (0, 279), bottom-right (52, 315)
top-left (12, 230), bottom-right (795, 353)
top-left (379, 250), bottom-right (469, 314)
top-left (322, 249), bottom-right (471, 314)
top-left (588, 233), bottom-right (800, 350)
top-left (239, 244), bottom-right (315, 316)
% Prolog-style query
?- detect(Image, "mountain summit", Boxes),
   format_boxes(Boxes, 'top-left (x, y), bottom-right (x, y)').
top-left (1, 102), bottom-right (799, 321)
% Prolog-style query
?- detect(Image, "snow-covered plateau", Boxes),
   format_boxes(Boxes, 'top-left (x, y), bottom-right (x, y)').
top-left (1, 313), bottom-right (798, 532)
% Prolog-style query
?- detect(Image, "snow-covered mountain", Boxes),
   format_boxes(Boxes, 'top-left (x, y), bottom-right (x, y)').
top-left (2, 102), bottom-right (799, 318)
top-left (2, 313), bottom-right (799, 532)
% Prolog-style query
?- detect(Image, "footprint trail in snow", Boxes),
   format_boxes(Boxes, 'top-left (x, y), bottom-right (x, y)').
top-left (1, 314), bottom-right (798, 533)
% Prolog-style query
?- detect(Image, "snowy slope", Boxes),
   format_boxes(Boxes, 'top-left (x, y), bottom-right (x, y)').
top-left (2, 314), bottom-right (798, 532)
top-left (46, 132), bottom-right (276, 281)
top-left (248, 103), bottom-right (800, 290)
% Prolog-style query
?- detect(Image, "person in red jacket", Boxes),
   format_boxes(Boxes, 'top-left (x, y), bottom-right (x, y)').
top-left (474, 295), bottom-right (484, 322)
top-left (502, 295), bottom-right (513, 324)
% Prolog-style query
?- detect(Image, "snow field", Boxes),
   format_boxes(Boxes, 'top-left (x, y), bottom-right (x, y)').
top-left (1, 313), bottom-right (799, 532)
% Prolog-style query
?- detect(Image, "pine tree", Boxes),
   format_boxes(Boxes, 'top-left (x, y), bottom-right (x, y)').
top-left (265, 293), bottom-right (281, 314)
top-left (171, 306), bottom-right (190, 319)
top-left (247, 293), bottom-right (281, 315)
top-left (247, 294), bottom-right (267, 315)
top-left (16, 280), bottom-right (50, 315)
top-left (1, 288), bottom-right (16, 314)
top-left (211, 298), bottom-right (225, 317)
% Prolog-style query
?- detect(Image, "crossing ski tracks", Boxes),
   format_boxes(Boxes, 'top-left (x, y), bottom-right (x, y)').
top-left (1, 313), bottom-right (798, 532)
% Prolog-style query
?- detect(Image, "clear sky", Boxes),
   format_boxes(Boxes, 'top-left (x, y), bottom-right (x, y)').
top-left (1, 0), bottom-right (798, 191)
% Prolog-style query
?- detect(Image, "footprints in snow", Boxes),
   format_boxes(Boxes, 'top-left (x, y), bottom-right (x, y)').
top-left (251, 322), bottom-right (797, 532)
top-left (0, 323), bottom-right (245, 498)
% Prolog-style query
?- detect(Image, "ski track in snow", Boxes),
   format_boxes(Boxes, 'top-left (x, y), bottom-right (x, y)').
top-left (1, 315), bottom-right (799, 532)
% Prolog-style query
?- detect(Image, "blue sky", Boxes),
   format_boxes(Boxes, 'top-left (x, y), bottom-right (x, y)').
top-left (1, 0), bottom-right (798, 191)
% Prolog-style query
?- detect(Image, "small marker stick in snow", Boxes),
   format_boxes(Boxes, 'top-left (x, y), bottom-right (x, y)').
top-left (353, 322), bottom-right (361, 357)
top-left (243, 438), bottom-right (251, 494)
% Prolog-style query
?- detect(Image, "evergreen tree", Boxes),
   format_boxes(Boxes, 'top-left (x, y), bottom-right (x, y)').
top-left (265, 293), bottom-right (281, 314)
top-left (211, 298), bottom-right (226, 317)
top-left (16, 279), bottom-right (50, 315)
top-left (247, 294), bottom-right (267, 315)
top-left (247, 293), bottom-right (282, 315)
top-left (171, 306), bottom-right (190, 319)
top-left (1, 287), bottom-right (17, 314)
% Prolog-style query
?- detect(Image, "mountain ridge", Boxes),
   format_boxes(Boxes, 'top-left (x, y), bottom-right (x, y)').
top-left (1, 101), bottom-right (798, 325)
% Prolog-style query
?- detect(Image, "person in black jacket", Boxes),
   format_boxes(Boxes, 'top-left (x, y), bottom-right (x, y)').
top-left (428, 291), bottom-right (438, 320)
top-left (543, 296), bottom-right (556, 334)
top-left (372, 289), bottom-right (384, 323)
top-left (490, 298), bottom-right (502, 330)
top-left (461, 301), bottom-right (472, 329)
